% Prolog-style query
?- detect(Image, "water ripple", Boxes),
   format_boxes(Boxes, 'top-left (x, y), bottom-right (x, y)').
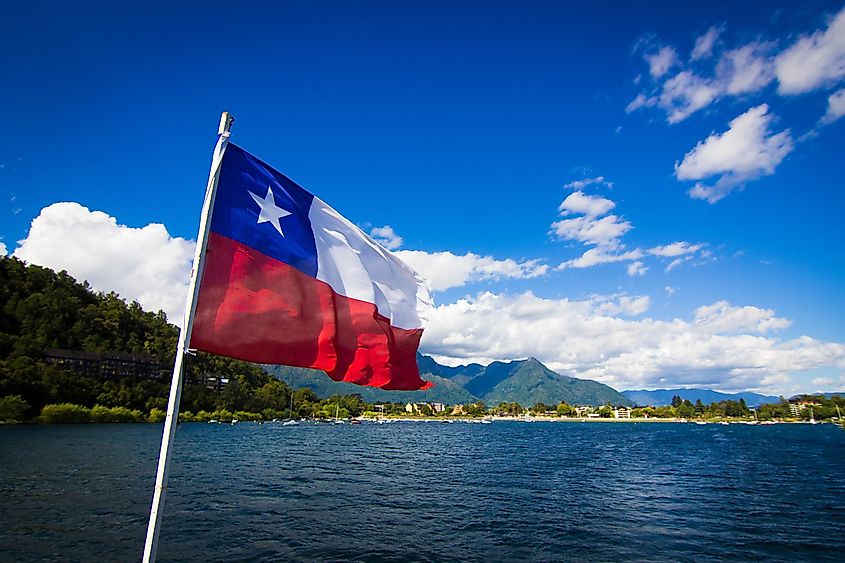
top-left (1, 422), bottom-right (844, 561)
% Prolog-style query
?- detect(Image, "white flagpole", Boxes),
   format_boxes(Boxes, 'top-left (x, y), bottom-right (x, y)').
top-left (142, 111), bottom-right (234, 563)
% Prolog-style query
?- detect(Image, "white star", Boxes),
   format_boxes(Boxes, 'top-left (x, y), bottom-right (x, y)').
top-left (248, 186), bottom-right (292, 236)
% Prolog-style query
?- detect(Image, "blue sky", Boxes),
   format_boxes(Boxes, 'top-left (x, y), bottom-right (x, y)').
top-left (3, 0), bottom-right (845, 395)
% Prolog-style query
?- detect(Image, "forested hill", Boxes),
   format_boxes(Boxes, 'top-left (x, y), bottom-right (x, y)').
top-left (0, 256), bottom-right (279, 419)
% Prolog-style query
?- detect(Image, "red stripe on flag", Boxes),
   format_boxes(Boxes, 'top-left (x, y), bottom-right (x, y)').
top-left (190, 232), bottom-right (432, 391)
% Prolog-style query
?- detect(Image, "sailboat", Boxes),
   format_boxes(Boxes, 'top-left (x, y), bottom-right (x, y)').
top-left (282, 393), bottom-right (299, 426)
top-left (333, 404), bottom-right (345, 424)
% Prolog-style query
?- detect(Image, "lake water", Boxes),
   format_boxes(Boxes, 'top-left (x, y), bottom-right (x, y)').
top-left (1, 421), bottom-right (844, 562)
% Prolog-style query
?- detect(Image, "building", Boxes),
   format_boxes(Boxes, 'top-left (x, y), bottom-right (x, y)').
top-left (45, 348), bottom-right (167, 380)
top-left (613, 407), bottom-right (631, 419)
top-left (574, 406), bottom-right (594, 417)
top-left (406, 402), bottom-right (440, 414)
top-left (789, 400), bottom-right (821, 417)
top-left (203, 375), bottom-right (231, 391)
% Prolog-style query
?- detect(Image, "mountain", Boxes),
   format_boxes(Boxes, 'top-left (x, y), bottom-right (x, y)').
top-left (465, 357), bottom-right (633, 407)
top-left (264, 355), bottom-right (632, 407)
top-left (415, 354), bottom-right (485, 386)
top-left (264, 364), bottom-right (478, 405)
top-left (621, 388), bottom-right (779, 407)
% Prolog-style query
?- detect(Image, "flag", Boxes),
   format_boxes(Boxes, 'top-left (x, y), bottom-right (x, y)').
top-left (190, 144), bottom-right (434, 390)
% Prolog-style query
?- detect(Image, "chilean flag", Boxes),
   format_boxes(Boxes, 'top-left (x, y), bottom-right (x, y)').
top-left (190, 144), bottom-right (434, 390)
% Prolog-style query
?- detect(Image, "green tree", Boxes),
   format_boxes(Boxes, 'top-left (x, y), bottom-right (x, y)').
top-left (556, 402), bottom-right (575, 417)
top-left (0, 395), bottom-right (30, 422)
top-left (532, 402), bottom-right (548, 414)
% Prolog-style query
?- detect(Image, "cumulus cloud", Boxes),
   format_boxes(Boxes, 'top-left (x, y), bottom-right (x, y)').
top-left (551, 214), bottom-right (633, 248)
top-left (13, 203), bottom-right (195, 326)
top-left (552, 186), bottom-right (707, 273)
top-left (597, 294), bottom-right (651, 316)
top-left (557, 248), bottom-right (643, 270)
top-left (553, 180), bottom-right (630, 251)
top-left (558, 191), bottom-right (616, 217)
top-left (394, 250), bottom-right (548, 292)
top-left (691, 26), bottom-right (723, 61)
top-left (775, 6), bottom-right (845, 94)
top-left (648, 241), bottom-right (704, 257)
top-left (369, 225), bottom-right (403, 250)
top-left (646, 46), bottom-right (679, 78)
top-left (675, 104), bottom-right (794, 202)
top-left (659, 71), bottom-right (721, 124)
top-left (0, 241), bottom-right (7, 256)
top-left (627, 261), bottom-right (647, 277)
top-left (717, 42), bottom-right (776, 95)
top-left (693, 300), bottom-right (791, 334)
top-left (822, 87), bottom-right (845, 124)
top-left (422, 291), bottom-right (845, 393)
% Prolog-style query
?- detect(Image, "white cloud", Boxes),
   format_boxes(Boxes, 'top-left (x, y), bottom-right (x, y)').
top-left (0, 241), bottom-right (7, 256)
top-left (552, 187), bottom-right (707, 273)
top-left (422, 291), bottom-right (845, 394)
top-left (666, 257), bottom-right (690, 272)
top-left (551, 214), bottom-right (633, 248)
top-left (646, 46), bottom-right (680, 78)
top-left (811, 377), bottom-right (833, 388)
top-left (693, 300), bottom-right (791, 334)
top-left (775, 5), bottom-right (845, 94)
top-left (394, 250), bottom-right (547, 292)
top-left (625, 93), bottom-right (658, 113)
top-left (691, 26), bottom-right (722, 61)
top-left (665, 286), bottom-right (677, 295)
top-left (822, 87), bottom-right (845, 124)
top-left (675, 104), bottom-right (794, 202)
top-left (627, 261), bottom-right (647, 277)
top-left (13, 202), bottom-right (195, 326)
top-left (557, 247), bottom-right (643, 270)
top-left (648, 241), bottom-right (704, 257)
top-left (563, 176), bottom-right (613, 190)
top-left (629, 7), bottom-right (845, 122)
top-left (559, 191), bottom-right (616, 217)
top-left (369, 225), bottom-right (403, 250)
top-left (716, 42), bottom-right (776, 95)
top-left (659, 71), bottom-right (721, 124)
top-left (597, 295), bottom-right (651, 316)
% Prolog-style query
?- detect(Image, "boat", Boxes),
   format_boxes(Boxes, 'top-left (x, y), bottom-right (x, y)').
top-left (333, 404), bottom-right (345, 424)
top-left (282, 393), bottom-right (299, 426)
top-left (695, 421), bottom-right (708, 425)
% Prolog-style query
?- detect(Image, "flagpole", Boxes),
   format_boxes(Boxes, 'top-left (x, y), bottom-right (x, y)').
top-left (142, 111), bottom-right (234, 563)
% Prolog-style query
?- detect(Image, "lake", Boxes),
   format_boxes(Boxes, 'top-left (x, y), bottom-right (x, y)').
top-left (1, 421), bottom-right (844, 562)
